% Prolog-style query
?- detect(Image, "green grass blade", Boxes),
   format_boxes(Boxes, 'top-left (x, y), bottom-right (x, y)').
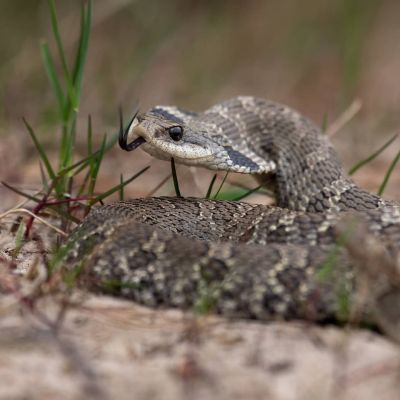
top-left (170, 158), bottom-right (182, 197)
top-left (39, 161), bottom-right (49, 192)
top-left (78, 114), bottom-right (94, 196)
top-left (77, 168), bottom-right (91, 197)
top-left (65, 139), bottom-right (110, 179)
top-left (377, 149), bottom-right (400, 196)
top-left (70, 155), bottom-right (98, 179)
top-left (232, 184), bottom-right (263, 201)
top-left (87, 115), bottom-right (94, 171)
top-left (213, 172), bottom-right (229, 199)
top-left (47, 0), bottom-right (75, 119)
top-left (119, 174), bottom-right (124, 200)
top-left (57, 131), bottom-right (119, 177)
top-left (205, 174), bottom-right (217, 199)
top-left (349, 133), bottom-right (398, 175)
top-left (23, 118), bottom-right (56, 181)
top-left (47, 0), bottom-right (70, 81)
top-left (61, 118), bottom-right (76, 173)
top-left (11, 222), bottom-right (26, 258)
top-left (88, 135), bottom-right (107, 196)
top-left (40, 42), bottom-right (65, 112)
top-left (92, 166), bottom-right (150, 204)
top-left (58, 153), bottom-right (96, 177)
top-left (63, 126), bottom-right (118, 177)
top-left (72, 0), bottom-right (92, 107)
top-left (1, 181), bottom-right (43, 203)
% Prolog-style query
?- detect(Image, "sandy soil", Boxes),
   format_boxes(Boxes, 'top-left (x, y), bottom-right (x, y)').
top-left (1, 294), bottom-right (399, 400)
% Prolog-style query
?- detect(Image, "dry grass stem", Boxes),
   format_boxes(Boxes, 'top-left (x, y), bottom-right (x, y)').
top-left (327, 99), bottom-right (363, 137)
top-left (0, 208), bottom-right (67, 237)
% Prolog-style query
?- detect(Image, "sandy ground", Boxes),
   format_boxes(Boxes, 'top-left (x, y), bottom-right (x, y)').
top-left (1, 294), bottom-right (400, 400)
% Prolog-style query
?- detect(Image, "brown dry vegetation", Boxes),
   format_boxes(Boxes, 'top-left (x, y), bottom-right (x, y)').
top-left (1, 1), bottom-right (400, 399)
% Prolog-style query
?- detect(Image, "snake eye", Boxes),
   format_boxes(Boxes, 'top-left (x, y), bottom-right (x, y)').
top-left (168, 126), bottom-right (183, 141)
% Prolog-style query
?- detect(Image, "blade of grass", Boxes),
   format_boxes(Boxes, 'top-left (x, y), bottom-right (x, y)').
top-left (47, 0), bottom-right (70, 81)
top-left (11, 221), bottom-right (26, 258)
top-left (213, 171), bottom-right (229, 199)
top-left (76, 169), bottom-right (91, 197)
top-left (91, 166), bottom-right (150, 204)
top-left (377, 149), bottom-right (400, 196)
top-left (225, 178), bottom-right (274, 197)
top-left (66, 140), bottom-right (110, 180)
top-left (88, 135), bottom-right (107, 198)
top-left (2, 181), bottom-right (50, 207)
top-left (205, 174), bottom-right (217, 199)
top-left (58, 153), bottom-right (95, 177)
top-left (170, 158), bottom-right (182, 197)
top-left (40, 42), bottom-right (66, 112)
top-left (57, 132), bottom-right (119, 177)
top-left (349, 133), bottom-right (398, 175)
top-left (87, 115), bottom-right (94, 173)
top-left (72, 0), bottom-right (92, 103)
top-left (47, 0), bottom-right (78, 116)
top-left (74, 116), bottom-right (94, 196)
top-left (119, 174), bottom-right (124, 200)
top-left (39, 161), bottom-right (49, 193)
top-left (23, 118), bottom-right (56, 182)
top-left (58, 120), bottom-right (77, 197)
top-left (232, 184), bottom-right (263, 201)
top-left (55, 1), bottom-right (91, 193)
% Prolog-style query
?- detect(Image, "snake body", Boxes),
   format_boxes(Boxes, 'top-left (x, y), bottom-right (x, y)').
top-left (66, 97), bottom-right (400, 331)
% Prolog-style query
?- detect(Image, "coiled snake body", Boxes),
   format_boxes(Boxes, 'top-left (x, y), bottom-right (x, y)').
top-left (67, 97), bottom-right (400, 336)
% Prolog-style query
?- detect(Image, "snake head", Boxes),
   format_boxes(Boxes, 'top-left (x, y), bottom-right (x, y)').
top-left (120, 105), bottom-right (275, 174)
top-left (120, 106), bottom-right (222, 166)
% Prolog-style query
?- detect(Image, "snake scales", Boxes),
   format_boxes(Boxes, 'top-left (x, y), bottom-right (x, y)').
top-left (66, 96), bottom-right (400, 335)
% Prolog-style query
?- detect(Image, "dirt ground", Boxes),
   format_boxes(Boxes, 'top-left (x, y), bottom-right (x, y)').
top-left (1, 295), bottom-right (400, 400)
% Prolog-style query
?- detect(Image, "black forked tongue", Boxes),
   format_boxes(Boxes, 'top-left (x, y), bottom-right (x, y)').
top-left (124, 136), bottom-right (145, 151)
top-left (118, 107), bottom-right (146, 152)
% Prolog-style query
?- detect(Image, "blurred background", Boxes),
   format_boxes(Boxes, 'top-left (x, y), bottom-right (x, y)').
top-left (1, 0), bottom-right (400, 209)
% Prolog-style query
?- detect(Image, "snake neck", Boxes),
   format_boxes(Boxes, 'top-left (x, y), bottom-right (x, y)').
top-left (249, 100), bottom-right (385, 212)
top-left (199, 97), bottom-right (386, 212)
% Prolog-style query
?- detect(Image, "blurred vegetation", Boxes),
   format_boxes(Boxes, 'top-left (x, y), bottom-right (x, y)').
top-left (1, 0), bottom-right (399, 131)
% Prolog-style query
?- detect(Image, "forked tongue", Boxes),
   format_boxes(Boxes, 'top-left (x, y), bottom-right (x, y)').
top-left (119, 110), bottom-right (146, 152)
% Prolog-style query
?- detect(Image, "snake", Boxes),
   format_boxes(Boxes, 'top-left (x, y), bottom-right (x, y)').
top-left (66, 96), bottom-right (400, 337)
